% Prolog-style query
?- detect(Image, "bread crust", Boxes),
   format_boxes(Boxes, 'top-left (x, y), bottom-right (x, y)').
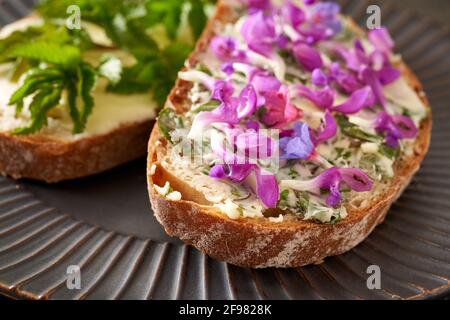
top-left (147, 0), bottom-right (432, 268)
top-left (0, 120), bottom-right (153, 183)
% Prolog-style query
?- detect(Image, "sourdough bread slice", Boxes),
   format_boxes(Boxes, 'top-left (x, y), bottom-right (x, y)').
top-left (0, 16), bottom-right (156, 183)
top-left (147, 0), bottom-right (432, 268)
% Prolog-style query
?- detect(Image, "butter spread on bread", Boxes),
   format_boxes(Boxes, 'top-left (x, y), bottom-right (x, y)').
top-left (147, 0), bottom-right (431, 268)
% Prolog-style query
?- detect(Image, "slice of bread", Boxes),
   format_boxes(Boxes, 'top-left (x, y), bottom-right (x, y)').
top-left (147, 0), bottom-right (432, 268)
top-left (0, 16), bottom-right (155, 183)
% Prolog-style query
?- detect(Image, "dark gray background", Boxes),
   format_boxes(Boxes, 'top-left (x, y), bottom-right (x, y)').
top-left (407, 0), bottom-right (450, 27)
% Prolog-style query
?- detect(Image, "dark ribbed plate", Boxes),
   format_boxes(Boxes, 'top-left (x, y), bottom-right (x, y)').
top-left (0, 0), bottom-right (449, 300)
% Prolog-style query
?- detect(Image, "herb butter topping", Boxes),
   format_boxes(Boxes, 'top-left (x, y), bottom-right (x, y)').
top-left (159, 0), bottom-right (427, 223)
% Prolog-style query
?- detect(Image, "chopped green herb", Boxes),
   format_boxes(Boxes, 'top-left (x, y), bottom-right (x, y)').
top-left (279, 190), bottom-right (289, 202)
top-left (296, 195), bottom-right (309, 215)
top-left (288, 167), bottom-right (298, 179)
top-left (335, 147), bottom-right (352, 160)
top-left (231, 189), bottom-right (242, 198)
top-left (329, 213), bottom-right (342, 225)
top-left (191, 100), bottom-right (220, 114)
top-left (157, 108), bottom-right (183, 143)
top-left (336, 115), bottom-right (383, 143)
top-left (379, 144), bottom-right (399, 160)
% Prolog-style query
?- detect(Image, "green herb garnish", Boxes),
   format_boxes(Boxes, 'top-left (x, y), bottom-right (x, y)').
top-left (191, 100), bottom-right (221, 114)
top-left (1, 0), bottom-right (213, 135)
top-left (157, 107), bottom-right (183, 143)
top-left (336, 115), bottom-right (383, 143)
top-left (379, 144), bottom-right (399, 160)
top-left (279, 190), bottom-right (289, 202)
top-left (296, 194), bottom-right (309, 215)
top-left (335, 147), bottom-right (352, 160)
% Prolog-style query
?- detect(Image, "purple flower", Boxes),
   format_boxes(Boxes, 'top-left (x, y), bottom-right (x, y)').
top-left (333, 86), bottom-right (372, 114)
top-left (236, 84), bottom-right (258, 119)
top-left (210, 163), bottom-right (279, 208)
top-left (251, 72), bottom-right (282, 96)
top-left (241, 0), bottom-right (273, 13)
top-left (203, 127), bottom-right (277, 212)
top-left (241, 11), bottom-right (277, 56)
top-left (293, 43), bottom-right (323, 72)
top-left (296, 84), bottom-right (372, 115)
top-left (360, 66), bottom-right (386, 108)
top-left (303, 0), bottom-right (316, 5)
top-left (368, 27), bottom-right (394, 53)
top-left (281, 167), bottom-right (373, 207)
top-left (296, 84), bottom-right (335, 110)
top-left (179, 70), bottom-right (233, 101)
top-left (374, 111), bottom-right (418, 147)
top-left (310, 111), bottom-right (337, 145)
top-left (281, 1), bottom-right (305, 30)
top-left (261, 86), bottom-right (300, 128)
top-left (211, 80), bottom-right (235, 102)
top-left (185, 78), bottom-right (257, 139)
top-left (229, 63), bottom-right (282, 106)
top-left (335, 38), bottom-right (400, 108)
top-left (253, 72), bottom-right (282, 107)
top-left (221, 62), bottom-right (235, 75)
top-left (210, 36), bottom-right (247, 62)
top-left (300, 2), bottom-right (342, 42)
top-left (279, 122), bottom-right (314, 160)
top-left (377, 65), bottom-right (401, 86)
top-left (312, 68), bottom-right (328, 87)
top-left (211, 127), bottom-right (274, 166)
top-left (328, 63), bottom-right (362, 94)
top-left (334, 40), bottom-right (367, 72)
top-left (232, 62), bottom-right (262, 80)
top-left (246, 120), bottom-right (260, 131)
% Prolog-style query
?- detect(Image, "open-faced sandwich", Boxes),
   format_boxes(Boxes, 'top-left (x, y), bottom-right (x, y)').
top-left (147, 0), bottom-right (431, 268)
top-left (0, 0), bottom-right (213, 182)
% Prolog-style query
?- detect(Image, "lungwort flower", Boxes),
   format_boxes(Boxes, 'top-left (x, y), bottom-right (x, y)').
top-left (279, 112), bottom-right (336, 161)
top-left (281, 167), bottom-right (373, 207)
top-left (279, 122), bottom-right (314, 160)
